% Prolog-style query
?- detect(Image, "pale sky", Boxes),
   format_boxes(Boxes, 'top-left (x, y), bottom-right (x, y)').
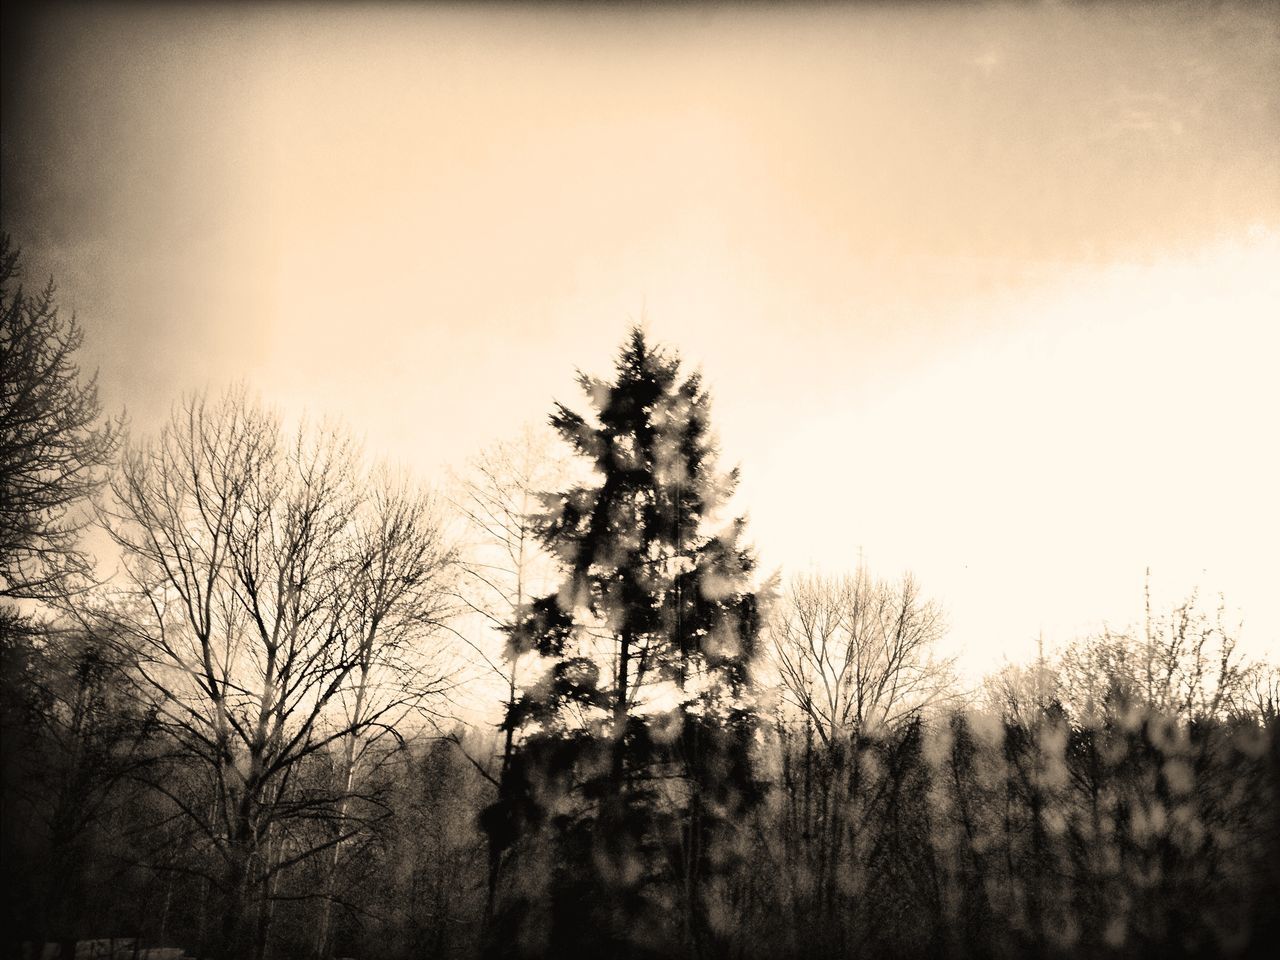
top-left (3, 1), bottom-right (1278, 678)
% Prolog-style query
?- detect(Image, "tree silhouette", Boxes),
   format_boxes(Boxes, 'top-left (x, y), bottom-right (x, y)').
top-left (1, 232), bottom-right (120, 603)
top-left (484, 328), bottom-right (765, 960)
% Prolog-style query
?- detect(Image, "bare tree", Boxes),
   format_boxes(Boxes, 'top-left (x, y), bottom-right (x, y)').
top-left (100, 389), bottom-right (455, 960)
top-left (769, 567), bottom-right (955, 746)
top-left (983, 631), bottom-right (1060, 726)
top-left (1248, 664), bottom-right (1280, 722)
top-left (765, 566), bottom-right (954, 952)
top-left (448, 425), bottom-right (568, 922)
top-left (1058, 583), bottom-right (1258, 723)
top-left (1, 233), bottom-right (121, 603)
top-left (313, 470), bottom-right (457, 959)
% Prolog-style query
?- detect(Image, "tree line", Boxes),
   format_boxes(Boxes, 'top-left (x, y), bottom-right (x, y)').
top-left (2, 234), bottom-right (1277, 959)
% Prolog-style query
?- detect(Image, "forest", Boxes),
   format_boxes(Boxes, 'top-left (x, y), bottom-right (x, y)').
top-left (2, 232), bottom-right (1278, 960)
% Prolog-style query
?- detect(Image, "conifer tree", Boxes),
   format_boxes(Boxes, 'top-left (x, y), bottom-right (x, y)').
top-left (483, 328), bottom-right (764, 960)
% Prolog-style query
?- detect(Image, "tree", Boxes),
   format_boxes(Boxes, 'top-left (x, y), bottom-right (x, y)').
top-left (974, 586), bottom-right (1279, 959)
top-left (0, 615), bottom-right (156, 950)
top-left (312, 470), bottom-right (458, 959)
top-left (101, 389), bottom-right (456, 960)
top-left (1, 233), bottom-right (121, 603)
top-left (765, 567), bottom-right (954, 954)
top-left (450, 426), bottom-right (570, 924)
top-left (484, 328), bottom-right (765, 960)
top-left (1059, 585), bottom-right (1256, 724)
top-left (769, 567), bottom-right (955, 747)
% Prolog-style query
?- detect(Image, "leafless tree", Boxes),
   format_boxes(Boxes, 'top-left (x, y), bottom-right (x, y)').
top-left (769, 567), bottom-right (956, 746)
top-left (452, 426), bottom-right (567, 651)
top-left (312, 470), bottom-right (457, 959)
top-left (448, 425), bottom-right (568, 921)
top-left (764, 566), bottom-right (954, 950)
top-left (1058, 583), bottom-right (1258, 724)
top-left (1, 233), bottom-right (121, 603)
top-left (1248, 664), bottom-right (1280, 723)
top-left (99, 388), bottom-right (456, 960)
top-left (983, 631), bottom-right (1061, 726)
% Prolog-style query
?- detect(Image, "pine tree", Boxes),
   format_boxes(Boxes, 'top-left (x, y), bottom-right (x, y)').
top-left (482, 328), bottom-right (764, 960)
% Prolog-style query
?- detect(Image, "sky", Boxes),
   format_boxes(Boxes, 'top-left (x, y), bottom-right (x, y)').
top-left (3, 0), bottom-right (1278, 679)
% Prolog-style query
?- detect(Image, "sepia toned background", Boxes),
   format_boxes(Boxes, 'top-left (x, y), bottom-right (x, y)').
top-left (4, 0), bottom-right (1278, 677)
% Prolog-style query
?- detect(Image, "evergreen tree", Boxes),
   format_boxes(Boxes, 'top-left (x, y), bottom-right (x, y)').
top-left (483, 328), bottom-right (764, 960)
